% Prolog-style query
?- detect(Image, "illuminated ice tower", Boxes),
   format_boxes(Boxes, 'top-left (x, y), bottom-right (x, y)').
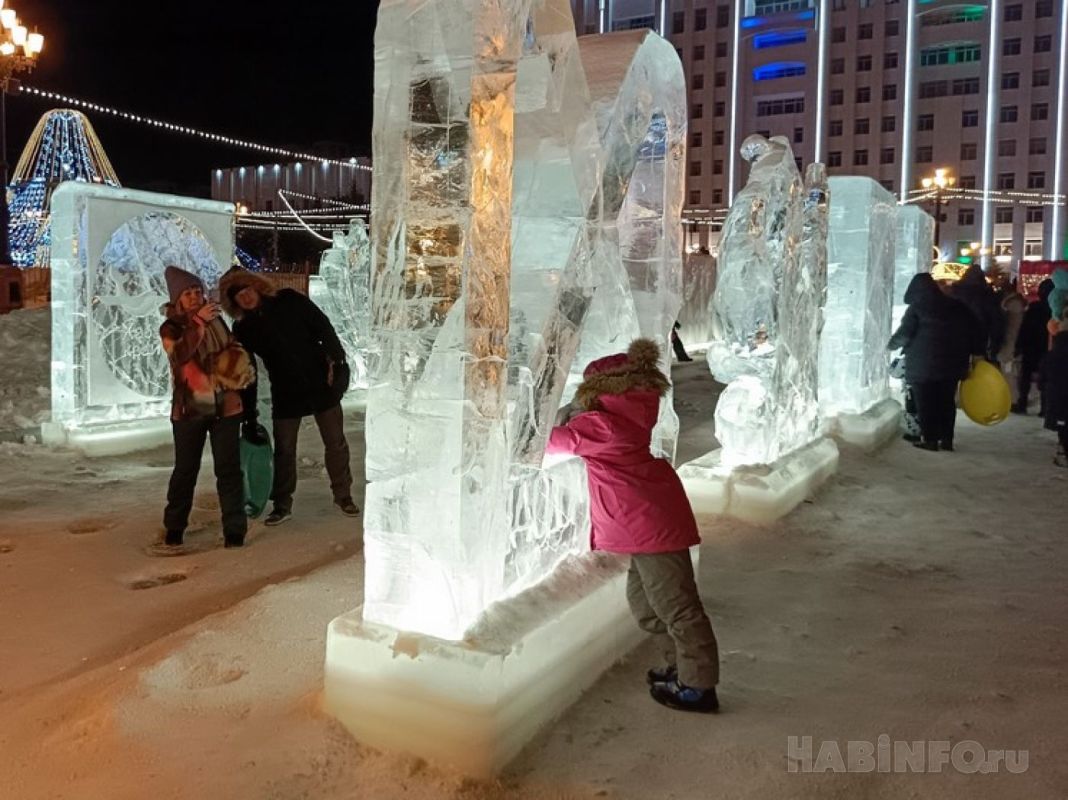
top-left (7, 109), bottom-right (120, 266)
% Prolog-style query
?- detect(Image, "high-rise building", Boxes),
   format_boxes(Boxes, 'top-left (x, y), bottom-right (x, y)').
top-left (570, 0), bottom-right (1068, 268)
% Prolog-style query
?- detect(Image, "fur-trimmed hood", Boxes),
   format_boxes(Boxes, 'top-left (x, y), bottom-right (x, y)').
top-left (574, 338), bottom-right (670, 411)
top-left (218, 268), bottom-right (278, 319)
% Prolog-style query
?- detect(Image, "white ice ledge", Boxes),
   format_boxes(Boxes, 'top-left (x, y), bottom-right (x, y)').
top-left (826, 397), bottom-right (902, 451)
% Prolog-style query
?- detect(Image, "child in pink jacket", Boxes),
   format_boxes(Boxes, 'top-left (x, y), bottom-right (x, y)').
top-left (547, 339), bottom-right (720, 713)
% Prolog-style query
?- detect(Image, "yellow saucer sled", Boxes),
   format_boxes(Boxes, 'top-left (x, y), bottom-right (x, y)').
top-left (959, 360), bottom-right (1011, 426)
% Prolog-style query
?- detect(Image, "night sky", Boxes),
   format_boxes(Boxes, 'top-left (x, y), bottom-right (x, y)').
top-left (7, 1), bottom-right (382, 197)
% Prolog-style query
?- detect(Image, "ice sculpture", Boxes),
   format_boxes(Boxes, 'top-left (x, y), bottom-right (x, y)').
top-left (309, 218), bottom-right (373, 390)
top-left (704, 135), bottom-right (825, 467)
top-left (892, 204), bottom-right (935, 330)
top-left (820, 177), bottom-right (897, 418)
top-left (361, 1), bottom-right (685, 641)
top-left (45, 183), bottom-right (234, 453)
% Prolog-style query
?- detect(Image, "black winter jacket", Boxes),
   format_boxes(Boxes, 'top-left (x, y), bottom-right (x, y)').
top-left (1018, 279), bottom-right (1055, 362)
top-left (889, 274), bottom-right (986, 384)
top-left (1043, 331), bottom-right (1068, 431)
top-left (949, 265), bottom-right (1005, 359)
top-left (231, 289), bottom-right (348, 420)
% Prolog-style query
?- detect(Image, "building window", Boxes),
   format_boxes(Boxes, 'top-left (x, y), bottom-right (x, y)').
top-left (961, 142), bottom-right (978, 160)
top-left (693, 104), bottom-right (703, 119)
top-left (916, 146), bottom-right (933, 163)
top-left (1004, 4), bottom-right (1023, 21)
top-left (856, 87), bottom-right (871, 103)
top-left (689, 190), bottom-right (701, 205)
top-left (958, 208), bottom-right (976, 226)
top-left (962, 109), bottom-right (979, 127)
top-left (1003, 38), bottom-right (1021, 56)
top-left (858, 23), bottom-right (873, 39)
top-left (922, 7), bottom-right (986, 26)
top-left (716, 42), bottom-right (728, 57)
top-left (1026, 207), bottom-right (1044, 223)
top-left (997, 173), bottom-right (1016, 189)
top-left (881, 115), bottom-right (896, 133)
top-left (1032, 103), bottom-right (1049, 121)
top-left (830, 89), bottom-right (844, 105)
top-left (831, 57), bottom-right (845, 74)
top-left (880, 147), bottom-right (895, 164)
top-left (883, 84), bottom-right (898, 101)
top-left (714, 101), bottom-right (726, 116)
top-left (884, 52), bottom-right (899, 69)
top-left (710, 130), bottom-right (723, 146)
top-left (885, 19), bottom-right (900, 36)
top-left (754, 62), bottom-right (808, 81)
top-left (672, 11), bottom-right (685, 34)
top-left (695, 8), bottom-right (707, 31)
top-left (879, 179), bottom-right (895, 192)
top-left (716, 5), bottom-right (730, 27)
top-left (1034, 35), bottom-right (1052, 53)
top-left (1027, 172), bottom-right (1046, 189)
top-left (857, 55), bottom-right (873, 71)
top-left (1000, 106), bottom-right (1018, 123)
top-left (694, 44), bottom-right (705, 60)
top-left (998, 139), bottom-right (1016, 157)
top-left (794, 155), bottom-right (803, 170)
top-left (829, 151), bottom-right (843, 167)
top-left (756, 96), bottom-right (805, 116)
top-left (917, 114), bottom-right (935, 131)
top-left (689, 161), bottom-right (702, 177)
top-left (830, 119), bottom-right (843, 136)
top-left (1001, 72), bottom-right (1020, 90)
top-left (691, 131), bottom-right (703, 148)
top-left (855, 118), bottom-right (870, 135)
top-left (1033, 69), bottom-right (1051, 87)
top-left (832, 26), bottom-right (846, 43)
top-left (959, 175), bottom-right (976, 189)
top-left (1024, 240), bottom-right (1043, 256)
top-left (693, 74), bottom-right (705, 90)
top-left (1029, 137), bottom-right (1047, 155)
top-left (713, 189), bottom-right (724, 204)
top-left (919, 81), bottom-right (948, 99)
top-left (952, 77), bottom-right (980, 95)
top-left (1036, 0), bottom-right (1054, 17)
top-left (713, 160), bottom-right (724, 174)
top-left (995, 207), bottom-right (1014, 224)
top-left (793, 127), bottom-right (804, 143)
top-left (854, 150), bottom-right (869, 166)
top-left (921, 43), bottom-right (982, 67)
top-left (715, 71), bottom-right (727, 87)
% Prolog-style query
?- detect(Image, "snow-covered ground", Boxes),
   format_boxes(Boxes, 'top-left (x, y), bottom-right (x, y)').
top-left (1, 360), bottom-right (1067, 799)
top-left (0, 307), bottom-right (51, 438)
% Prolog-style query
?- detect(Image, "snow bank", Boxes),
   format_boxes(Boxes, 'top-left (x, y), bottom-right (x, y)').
top-left (0, 307), bottom-right (50, 436)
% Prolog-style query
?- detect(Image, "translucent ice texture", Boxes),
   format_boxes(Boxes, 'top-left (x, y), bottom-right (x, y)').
top-left (892, 204), bottom-right (934, 330)
top-left (364, 0), bottom-right (685, 640)
top-left (820, 177), bottom-right (897, 417)
top-left (705, 136), bottom-right (825, 467)
top-left (49, 183), bottom-right (235, 431)
top-left (311, 218), bottom-right (373, 390)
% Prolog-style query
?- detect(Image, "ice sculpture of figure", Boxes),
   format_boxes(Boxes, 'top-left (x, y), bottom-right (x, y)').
top-left (820, 177), bottom-right (897, 419)
top-left (325, 0), bottom-right (686, 776)
top-left (44, 183), bottom-right (235, 455)
top-left (309, 218), bottom-right (373, 389)
top-left (892, 204), bottom-right (935, 330)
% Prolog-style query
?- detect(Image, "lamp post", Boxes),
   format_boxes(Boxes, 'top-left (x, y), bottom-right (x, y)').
top-left (921, 167), bottom-right (956, 261)
top-left (0, 2), bottom-right (44, 268)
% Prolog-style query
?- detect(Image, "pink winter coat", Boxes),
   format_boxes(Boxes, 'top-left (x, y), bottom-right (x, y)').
top-left (546, 389), bottom-right (700, 554)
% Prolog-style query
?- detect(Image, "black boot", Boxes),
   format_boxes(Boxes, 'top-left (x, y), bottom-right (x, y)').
top-left (224, 533), bottom-right (246, 548)
top-left (939, 440), bottom-right (954, 452)
top-left (646, 664), bottom-right (678, 685)
top-left (164, 530), bottom-right (184, 547)
top-left (649, 680), bottom-right (719, 713)
top-left (913, 440), bottom-right (939, 451)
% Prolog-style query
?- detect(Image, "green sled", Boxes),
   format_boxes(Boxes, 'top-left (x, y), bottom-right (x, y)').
top-left (240, 433), bottom-right (274, 519)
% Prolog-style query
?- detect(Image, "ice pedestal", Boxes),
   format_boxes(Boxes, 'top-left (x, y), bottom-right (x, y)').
top-left (826, 397), bottom-right (901, 451)
top-left (46, 183), bottom-right (235, 455)
top-left (678, 437), bottom-right (838, 524)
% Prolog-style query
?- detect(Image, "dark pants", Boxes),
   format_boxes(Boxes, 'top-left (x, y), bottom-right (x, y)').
top-left (271, 403), bottom-right (352, 513)
top-left (671, 330), bottom-right (691, 361)
top-left (1018, 355), bottom-right (1044, 409)
top-left (626, 550), bottom-right (720, 689)
top-left (163, 416), bottom-right (246, 539)
top-left (912, 380), bottom-right (959, 445)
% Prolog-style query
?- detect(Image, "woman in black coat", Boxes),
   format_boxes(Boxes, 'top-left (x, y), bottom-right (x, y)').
top-left (950, 264), bottom-right (1005, 363)
top-left (1043, 314), bottom-right (1068, 467)
top-left (889, 273), bottom-right (986, 451)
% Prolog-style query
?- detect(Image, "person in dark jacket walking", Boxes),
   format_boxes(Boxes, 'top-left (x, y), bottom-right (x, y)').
top-left (219, 268), bottom-right (359, 526)
top-left (1013, 279), bottom-right (1055, 414)
top-left (1043, 311), bottom-right (1068, 467)
top-left (888, 273), bottom-right (985, 451)
top-left (949, 264), bottom-right (1005, 363)
top-left (160, 266), bottom-right (255, 548)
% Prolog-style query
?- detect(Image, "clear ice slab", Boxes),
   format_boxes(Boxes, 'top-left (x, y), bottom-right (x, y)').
top-left (892, 204), bottom-right (935, 331)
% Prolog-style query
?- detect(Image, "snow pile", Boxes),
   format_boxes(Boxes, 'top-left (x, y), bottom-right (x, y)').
top-left (0, 307), bottom-right (51, 435)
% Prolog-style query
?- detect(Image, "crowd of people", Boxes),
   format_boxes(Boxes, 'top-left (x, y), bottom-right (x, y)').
top-left (889, 264), bottom-right (1068, 465)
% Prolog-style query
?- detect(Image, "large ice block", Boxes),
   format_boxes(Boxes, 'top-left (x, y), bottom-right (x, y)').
top-left (43, 183), bottom-right (234, 454)
top-left (892, 204), bottom-right (934, 330)
top-left (820, 177), bottom-right (897, 419)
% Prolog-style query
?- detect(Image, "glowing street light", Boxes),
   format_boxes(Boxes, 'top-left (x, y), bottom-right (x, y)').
top-left (921, 168), bottom-right (956, 258)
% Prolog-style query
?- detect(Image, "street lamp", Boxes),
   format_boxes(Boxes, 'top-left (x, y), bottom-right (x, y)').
top-left (921, 167), bottom-right (956, 260)
top-left (0, 1), bottom-right (44, 268)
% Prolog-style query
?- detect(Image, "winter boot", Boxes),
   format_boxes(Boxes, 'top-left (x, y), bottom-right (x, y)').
top-left (902, 433), bottom-right (921, 443)
top-left (1055, 444), bottom-right (1068, 468)
top-left (334, 497), bottom-right (361, 517)
top-left (646, 664), bottom-right (678, 685)
top-left (913, 440), bottom-right (939, 452)
top-left (164, 530), bottom-right (184, 547)
top-left (224, 533), bottom-right (246, 548)
top-left (1010, 401), bottom-right (1028, 415)
top-left (939, 440), bottom-right (954, 452)
top-left (264, 508), bottom-right (292, 527)
top-left (649, 680), bottom-right (719, 713)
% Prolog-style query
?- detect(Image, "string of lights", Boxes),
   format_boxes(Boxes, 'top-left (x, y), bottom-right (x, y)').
top-left (16, 85), bottom-right (371, 171)
top-left (278, 189), bottom-right (369, 211)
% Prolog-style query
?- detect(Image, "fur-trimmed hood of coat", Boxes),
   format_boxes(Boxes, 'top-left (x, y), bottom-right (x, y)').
top-left (573, 338), bottom-right (670, 411)
top-left (218, 268), bottom-right (278, 319)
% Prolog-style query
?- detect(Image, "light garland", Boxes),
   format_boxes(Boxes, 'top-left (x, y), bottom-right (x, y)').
top-left (17, 85), bottom-right (371, 171)
top-left (278, 189), bottom-right (370, 211)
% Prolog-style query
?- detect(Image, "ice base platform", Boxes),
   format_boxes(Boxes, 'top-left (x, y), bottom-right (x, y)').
top-left (678, 436), bottom-right (839, 524)
top-left (827, 397), bottom-right (901, 451)
top-left (324, 552), bottom-right (646, 777)
top-left (40, 418), bottom-right (173, 457)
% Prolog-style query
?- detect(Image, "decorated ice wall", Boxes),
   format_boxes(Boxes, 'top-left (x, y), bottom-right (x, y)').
top-left (820, 176), bottom-right (896, 418)
top-left (49, 183), bottom-right (234, 432)
top-left (364, 0), bottom-right (685, 640)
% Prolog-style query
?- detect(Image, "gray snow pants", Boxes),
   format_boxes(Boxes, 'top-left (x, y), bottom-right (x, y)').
top-left (626, 550), bottom-right (720, 689)
top-left (270, 403), bottom-right (352, 513)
